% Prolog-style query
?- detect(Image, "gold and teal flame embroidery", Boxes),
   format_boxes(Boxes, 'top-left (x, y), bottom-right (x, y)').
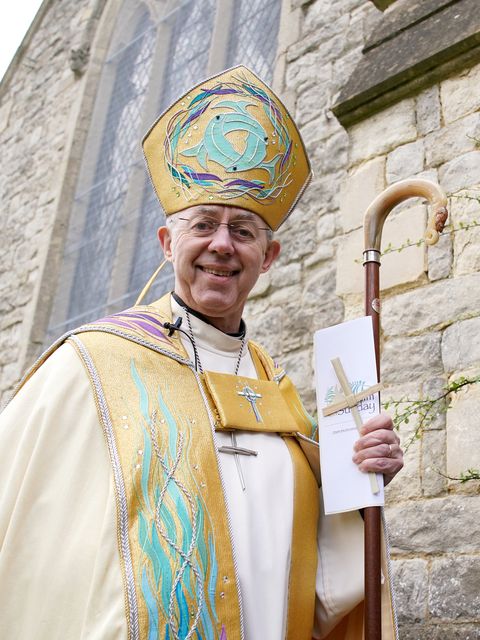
top-left (131, 361), bottom-right (223, 640)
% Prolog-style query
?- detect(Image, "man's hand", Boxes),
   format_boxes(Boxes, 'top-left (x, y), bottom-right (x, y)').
top-left (352, 412), bottom-right (403, 486)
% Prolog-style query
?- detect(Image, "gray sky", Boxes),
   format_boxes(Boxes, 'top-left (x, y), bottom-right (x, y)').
top-left (0, 1), bottom-right (45, 81)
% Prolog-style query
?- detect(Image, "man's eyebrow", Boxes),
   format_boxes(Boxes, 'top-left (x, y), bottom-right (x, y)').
top-left (195, 207), bottom-right (256, 221)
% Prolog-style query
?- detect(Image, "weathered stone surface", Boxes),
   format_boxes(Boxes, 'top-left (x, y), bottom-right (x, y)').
top-left (336, 205), bottom-right (426, 295)
top-left (295, 82), bottom-right (331, 126)
top-left (276, 216), bottom-right (317, 266)
top-left (427, 232), bottom-right (452, 281)
top-left (442, 317), bottom-right (480, 373)
top-left (398, 624), bottom-right (480, 640)
top-left (416, 85), bottom-right (441, 136)
top-left (386, 433), bottom-right (421, 502)
top-left (271, 262), bottom-right (302, 291)
top-left (285, 50), bottom-right (332, 94)
top-left (248, 272), bottom-right (271, 299)
top-left (386, 140), bottom-right (424, 184)
top-left (429, 556), bottom-right (480, 619)
top-left (391, 559), bottom-right (428, 623)
top-left (246, 305), bottom-right (282, 358)
top-left (451, 192), bottom-right (480, 276)
top-left (348, 100), bottom-right (417, 164)
top-left (382, 332), bottom-right (443, 384)
top-left (424, 112), bottom-right (480, 168)
top-left (280, 347), bottom-right (313, 399)
top-left (381, 273), bottom-right (480, 336)
top-left (388, 496), bottom-right (480, 553)
top-left (339, 156), bottom-right (386, 232)
top-left (440, 151), bottom-right (480, 194)
top-left (441, 61), bottom-right (480, 123)
top-left (421, 428), bottom-right (447, 497)
top-left (446, 378), bottom-right (480, 478)
top-left (334, 0), bottom-right (480, 126)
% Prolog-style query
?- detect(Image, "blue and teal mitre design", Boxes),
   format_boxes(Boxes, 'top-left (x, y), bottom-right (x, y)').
top-left (143, 65), bottom-right (312, 230)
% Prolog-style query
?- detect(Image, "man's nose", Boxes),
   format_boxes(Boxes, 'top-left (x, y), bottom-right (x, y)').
top-left (207, 224), bottom-right (235, 253)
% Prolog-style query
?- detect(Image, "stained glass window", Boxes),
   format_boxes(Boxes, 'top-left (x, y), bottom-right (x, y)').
top-left (46, 0), bottom-right (282, 343)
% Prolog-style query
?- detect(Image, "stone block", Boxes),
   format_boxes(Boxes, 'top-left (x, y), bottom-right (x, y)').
top-left (382, 272), bottom-right (480, 336)
top-left (280, 348), bottom-right (312, 398)
top-left (429, 555), bottom-right (480, 619)
top-left (425, 113), bottom-right (480, 168)
top-left (246, 306), bottom-right (282, 359)
top-left (0, 100), bottom-right (12, 134)
top-left (339, 156), bottom-right (386, 232)
top-left (440, 151), bottom-right (480, 195)
top-left (398, 624), bottom-right (480, 640)
top-left (314, 130), bottom-right (349, 175)
top-left (421, 429), bottom-right (447, 497)
top-left (348, 100), bottom-right (417, 165)
top-left (304, 263), bottom-right (337, 301)
top-left (276, 216), bottom-right (317, 266)
top-left (299, 169), bottom-right (344, 212)
top-left (271, 262), bottom-right (301, 291)
top-left (285, 50), bottom-right (332, 94)
top-left (441, 62), bottom-right (480, 124)
top-left (248, 272), bottom-right (271, 299)
top-left (442, 317), bottom-right (480, 373)
top-left (304, 244), bottom-right (334, 268)
top-left (295, 82), bottom-right (331, 126)
top-left (302, 2), bottom-right (345, 37)
top-left (281, 303), bottom-right (313, 351)
top-left (427, 232), bottom-right (452, 281)
top-left (416, 85), bottom-right (441, 136)
top-left (309, 296), bottom-right (344, 332)
top-left (385, 433), bottom-right (421, 502)
top-left (382, 333), bottom-right (443, 385)
top-left (446, 378), bottom-right (480, 479)
top-left (300, 108), bottom-right (340, 148)
top-left (336, 205), bottom-right (426, 295)
top-left (316, 213), bottom-right (336, 241)
top-left (391, 559), bottom-right (428, 623)
top-left (386, 140), bottom-right (424, 184)
top-left (388, 496), bottom-right (480, 553)
top-left (451, 192), bottom-right (480, 276)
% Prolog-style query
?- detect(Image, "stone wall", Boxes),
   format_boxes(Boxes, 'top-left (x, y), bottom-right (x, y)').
top-left (1, 0), bottom-right (479, 636)
top-left (245, 0), bottom-right (480, 637)
top-left (0, 0), bottom-right (99, 403)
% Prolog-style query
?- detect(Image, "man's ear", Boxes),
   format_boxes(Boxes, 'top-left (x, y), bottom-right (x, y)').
top-left (261, 240), bottom-right (281, 273)
top-left (158, 226), bottom-right (173, 260)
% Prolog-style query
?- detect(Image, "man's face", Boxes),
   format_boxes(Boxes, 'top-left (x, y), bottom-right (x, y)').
top-left (158, 205), bottom-right (280, 333)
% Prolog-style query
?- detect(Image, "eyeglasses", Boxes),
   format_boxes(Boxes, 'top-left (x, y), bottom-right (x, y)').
top-left (178, 216), bottom-right (271, 243)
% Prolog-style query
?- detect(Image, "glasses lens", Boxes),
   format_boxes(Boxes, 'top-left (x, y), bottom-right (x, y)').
top-left (183, 216), bottom-right (262, 242)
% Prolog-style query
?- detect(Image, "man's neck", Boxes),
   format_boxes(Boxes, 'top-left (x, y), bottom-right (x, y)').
top-left (171, 292), bottom-right (246, 338)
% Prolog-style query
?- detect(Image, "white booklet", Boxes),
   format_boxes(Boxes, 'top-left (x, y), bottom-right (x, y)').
top-left (314, 316), bottom-right (385, 515)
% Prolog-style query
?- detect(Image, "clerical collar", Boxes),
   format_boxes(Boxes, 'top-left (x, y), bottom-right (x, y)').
top-left (171, 292), bottom-right (246, 338)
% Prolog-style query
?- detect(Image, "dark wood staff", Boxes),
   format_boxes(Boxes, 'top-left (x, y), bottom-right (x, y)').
top-left (362, 178), bottom-right (448, 639)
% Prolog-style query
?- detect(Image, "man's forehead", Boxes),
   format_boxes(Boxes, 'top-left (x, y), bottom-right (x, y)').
top-left (181, 205), bottom-right (263, 223)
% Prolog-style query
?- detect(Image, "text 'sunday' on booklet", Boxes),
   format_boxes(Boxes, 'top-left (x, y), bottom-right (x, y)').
top-left (314, 316), bottom-right (385, 515)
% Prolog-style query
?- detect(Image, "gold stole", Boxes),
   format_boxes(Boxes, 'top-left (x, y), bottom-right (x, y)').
top-left (65, 296), bottom-right (318, 640)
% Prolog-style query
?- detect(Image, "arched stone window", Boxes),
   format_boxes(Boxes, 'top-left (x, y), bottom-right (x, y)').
top-left (46, 0), bottom-right (283, 342)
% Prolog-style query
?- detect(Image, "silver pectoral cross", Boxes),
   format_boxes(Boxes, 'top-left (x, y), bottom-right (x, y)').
top-left (237, 385), bottom-right (263, 422)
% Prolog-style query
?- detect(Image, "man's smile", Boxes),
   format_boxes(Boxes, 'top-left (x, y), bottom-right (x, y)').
top-left (199, 266), bottom-right (239, 277)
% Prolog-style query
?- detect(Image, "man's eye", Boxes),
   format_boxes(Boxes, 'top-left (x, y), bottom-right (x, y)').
top-left (231, 225), bottom-right (255, 239)
top-left (192, 220), bottom-right (215, 232)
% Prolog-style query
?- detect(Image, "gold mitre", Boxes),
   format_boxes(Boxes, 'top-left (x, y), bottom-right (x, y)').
top-left (143, 65), bottom-right (312, 230)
